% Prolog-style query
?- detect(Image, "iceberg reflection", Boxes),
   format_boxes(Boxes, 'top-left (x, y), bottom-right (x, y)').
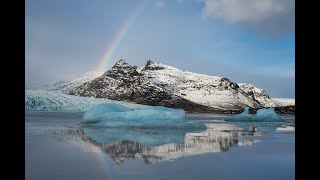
top-left (65, 123), bottom-right (260, 165)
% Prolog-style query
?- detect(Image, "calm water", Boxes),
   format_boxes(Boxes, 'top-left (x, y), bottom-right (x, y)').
top-left (25, 111), bottom-right (295, 180)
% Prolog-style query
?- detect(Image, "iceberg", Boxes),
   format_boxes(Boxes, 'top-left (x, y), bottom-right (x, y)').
top-left (227, 107), bottom-right (283, 122)
top-left (83, 103), bottom-right (132, 123)
top-left (227, 107), bottom-right (253, 122)
top-left (254, 108), bottom-right (283, 122)
top-left (82, 103), bottom-right (206, 130)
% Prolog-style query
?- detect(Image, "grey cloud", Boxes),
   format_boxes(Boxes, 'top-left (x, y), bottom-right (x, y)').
top-left (202, 0), bottom-right (295, 37)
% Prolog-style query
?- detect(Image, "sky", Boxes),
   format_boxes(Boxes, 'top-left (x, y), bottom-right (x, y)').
top-left (25, 0), bottom-right (295, 98)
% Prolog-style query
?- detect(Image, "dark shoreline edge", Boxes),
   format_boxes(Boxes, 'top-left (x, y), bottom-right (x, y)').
top-left (186, 105), bottom-right (295, 115)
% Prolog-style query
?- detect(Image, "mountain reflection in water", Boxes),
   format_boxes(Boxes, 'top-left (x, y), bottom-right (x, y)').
top-left (59, 123), bottom-right (260, 165)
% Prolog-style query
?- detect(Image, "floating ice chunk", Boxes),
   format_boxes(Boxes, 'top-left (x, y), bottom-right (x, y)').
top-left (82, 103), bottom-right (206, 129)
top-left (83, 103), bottom-right (131, 123)
top-left (227, 107), bottom-right (253, 122)
top-left (253, 108), bottom-right (283, 122)
top-left (83, 104), bottom-right (185, 123)
top-left (227, 107), bottom-right (284, 122)
top-left (276, 126), bottom-right (295, 132)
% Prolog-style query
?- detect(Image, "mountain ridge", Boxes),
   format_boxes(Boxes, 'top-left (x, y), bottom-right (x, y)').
top-left (38, 59), bottom-right (294, 113)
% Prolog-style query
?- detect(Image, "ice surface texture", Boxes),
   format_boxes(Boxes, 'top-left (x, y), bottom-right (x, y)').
top-left (227, 107), bottom-right (283, 122)
top-left (82, 103), bottom-right (206, 130)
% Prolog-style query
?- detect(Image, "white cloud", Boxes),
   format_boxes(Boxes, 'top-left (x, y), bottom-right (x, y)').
top-left (202, 0), bottom-right (295, 37)
top-left (155, 1), bottom-right (165, 8)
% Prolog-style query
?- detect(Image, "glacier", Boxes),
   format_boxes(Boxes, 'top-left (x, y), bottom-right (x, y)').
top-left (82, 103), bottom-right (206, 129)
top-left (227, 107), bottom-right (284, 122)
top-left (25, 90), bottom-right (146, 111)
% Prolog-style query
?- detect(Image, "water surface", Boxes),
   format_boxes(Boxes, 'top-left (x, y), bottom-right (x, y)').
top-left (25, 111), bottom-right (294, 180)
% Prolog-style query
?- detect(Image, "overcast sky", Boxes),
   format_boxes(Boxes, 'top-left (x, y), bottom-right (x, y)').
top-left (25, 0), bottom-right (295, 98)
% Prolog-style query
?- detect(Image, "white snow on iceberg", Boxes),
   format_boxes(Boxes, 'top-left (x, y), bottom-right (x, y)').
top-left (82, 103), bottom-right (206, 129)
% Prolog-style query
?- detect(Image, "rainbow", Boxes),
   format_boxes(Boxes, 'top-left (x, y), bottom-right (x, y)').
top-left (93, 149), bottom-right (116, 178)
top-left (96, 0), bottom-right (149, 73)
top-left (93, 2), bottom-right (149, 174)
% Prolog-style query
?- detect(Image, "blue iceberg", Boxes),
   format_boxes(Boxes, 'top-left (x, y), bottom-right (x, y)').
top-left (227, 107), bottom-right (283, 122)
top-left (82, 103), bottom-right (206, 130)
top-left (83, 103), bottom-right (132, 123)
top-left (254, 108), bottom-right (283, 122)
top-left (227, 107), bottom-right (252, 122)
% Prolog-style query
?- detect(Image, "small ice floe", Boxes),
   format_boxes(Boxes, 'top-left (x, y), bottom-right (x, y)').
top-left (237, 139), bottom-right (261, 146)
top-left (276, 126), bottom-right (295, 132)
top-left (205, 123), bottom-right (242, 131)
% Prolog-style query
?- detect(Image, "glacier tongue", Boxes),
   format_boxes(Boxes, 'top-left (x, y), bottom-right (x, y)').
top-left (25, 90), bottom-right (146, 111)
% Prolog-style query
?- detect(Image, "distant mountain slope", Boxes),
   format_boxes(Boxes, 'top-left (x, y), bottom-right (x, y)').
top-left (138, 60), bottom-right (262, 110)
top-left (39, 71), bottom-right (103, 93)
top-left (238, 83), bottom-right (280, 107)
top-left (272, 98), bottom-right (295, 106)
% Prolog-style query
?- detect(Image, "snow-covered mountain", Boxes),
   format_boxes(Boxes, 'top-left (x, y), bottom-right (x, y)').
top-left (70, 60), bottom-right (223, 112)
top-left (238, 83), bottom-right (280, 107)
top-left (38, 59), bottom-right (292, 112)
top-left (138, 60), bottom-right (262, 110)
top-left (40, 71), bottom-right (103, 93)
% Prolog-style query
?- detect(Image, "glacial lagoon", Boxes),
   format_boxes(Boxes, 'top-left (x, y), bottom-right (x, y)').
top-left (25, 111), bottom-right (294, 180)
